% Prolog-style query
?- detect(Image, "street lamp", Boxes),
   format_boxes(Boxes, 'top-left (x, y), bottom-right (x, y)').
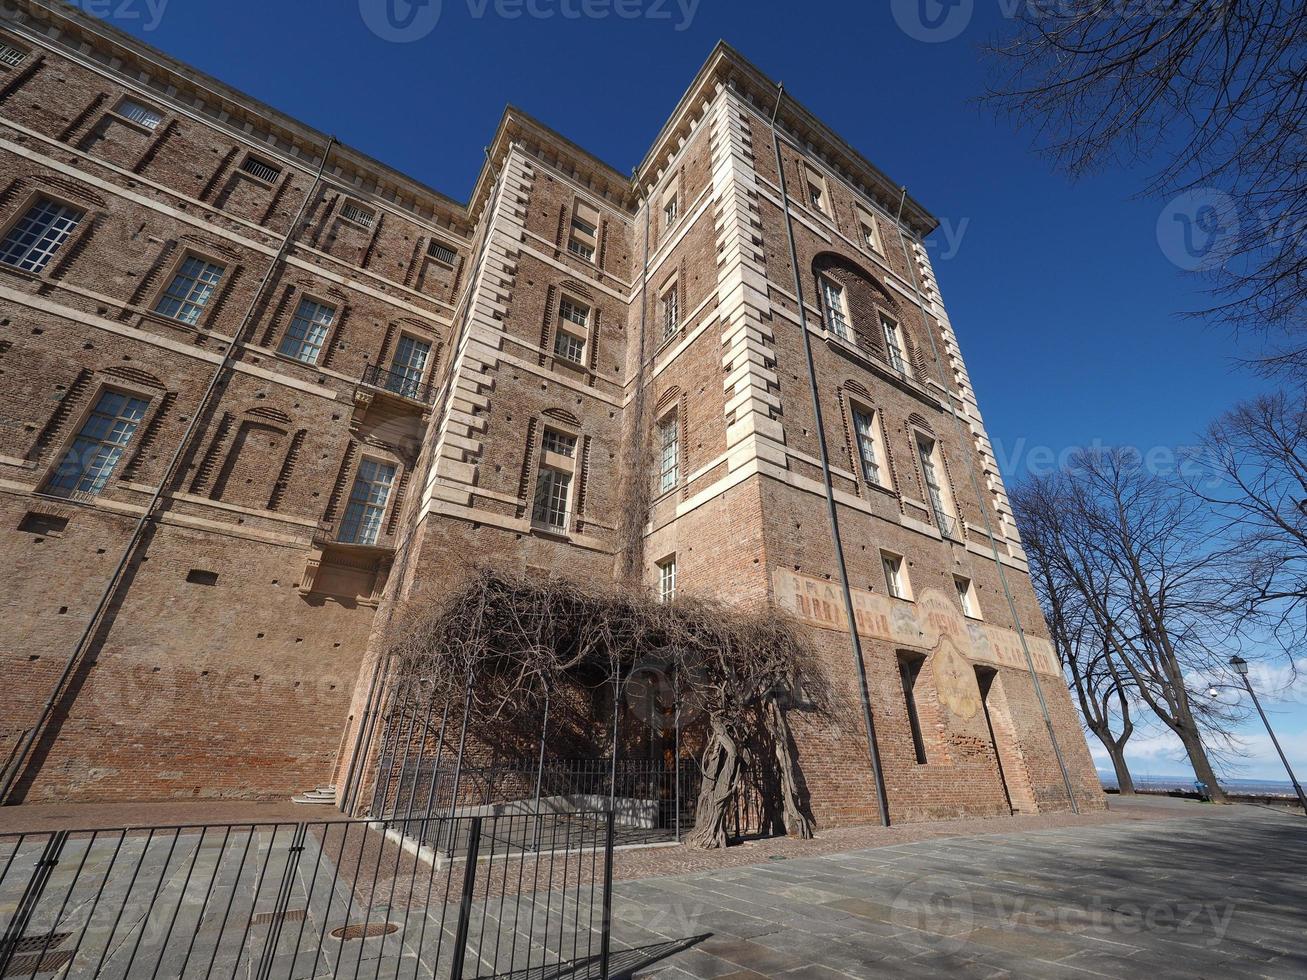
top-left (1229, 655), bottom-right (1307, 814)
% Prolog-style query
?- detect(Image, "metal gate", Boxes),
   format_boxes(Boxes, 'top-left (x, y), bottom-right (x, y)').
top-left (0, 810), bottom-right (615, 978)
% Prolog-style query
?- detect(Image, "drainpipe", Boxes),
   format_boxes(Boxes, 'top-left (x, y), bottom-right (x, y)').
top-left (768, 84), bottom-right (890, 827)
top-left (890, 187), bottom-right (1079, 814)
top-left (1, 136), bottom-right (338, 804)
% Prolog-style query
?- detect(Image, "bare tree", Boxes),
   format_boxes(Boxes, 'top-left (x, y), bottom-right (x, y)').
top-left (1194, 386), bottom-right (1307, 652)
top-left (1018, 484), bottom-right (1138, 793)
top-left (1012, 451), bottom-right (1241, 799)
top-left (985, 2), bottom-right (1307, 369)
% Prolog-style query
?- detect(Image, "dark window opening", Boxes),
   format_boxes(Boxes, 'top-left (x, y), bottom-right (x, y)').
top-left (186, 569), bottom-right (219, 586)
top-left (899, 653), bottom-right (928, 765)
top-left (19, 512), bottom-right (69, 536)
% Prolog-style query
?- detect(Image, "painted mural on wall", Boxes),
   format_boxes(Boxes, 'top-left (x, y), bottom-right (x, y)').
top-left (772, 568), bottom-right (1061, 680)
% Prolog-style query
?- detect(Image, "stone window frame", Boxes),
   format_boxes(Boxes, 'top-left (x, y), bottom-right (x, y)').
top-left (879, 311), bottom-right (912, 378)
top-left (802, 161), bottom-right (830, 218)
top-left (530, 417), bottom-right (581, 537)
top-left (654, 404), bottom-right (681, 499)
top-left (897, 651), bottom-right (930, 766)
top-left (0, 188), bottom-right (90, 280)
top-left (552, 292), bottom-right (592, 368)
top-left (237, 152), bottom-right (284, 187)
top-left (0, 36), bottom-right (30, 71)
top-left (148, 246), bottom-right (229, 329)
top-left (567, 198), bottom-right (601, 264)
top-left (386, 330), bottom-right (435, 391)
top-left (817, 274), bottom-right (852, 342)
top-left (660, 176), bottom-right (681, 240)
top-left (37, 376), bottom-right (160, 502)
top-left (880, 549), bottom-right (912, 602)
top-left (658, 274), bottom-right (680, 346)
top-left (109, 94), bottom-right (167, 134)
top-left (337, 197), bottom-right (377, 230)
top-left (844, 394), bottom-right (892, 493)
top-left (657, 553), bottom-right (677, 603)
top-left (955, 574), bottom-right (982, 621)
top-left (337, 452), bottom-right (401, 546)
top-left (274, 289), bottom-right (339, 367)
top-left (910, 424), bottom-right (962, 541)
top-left (855, 204), bottom-right (883, 256)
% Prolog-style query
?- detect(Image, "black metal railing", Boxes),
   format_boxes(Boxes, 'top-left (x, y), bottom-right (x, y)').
top-left (359, 363), bottom-right (434, 404)
top-left (0, 811), bottom-right (615, 979)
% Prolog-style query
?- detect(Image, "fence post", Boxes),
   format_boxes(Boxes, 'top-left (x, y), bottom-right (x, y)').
top-left (449, 817), bottom-right (482, 980)
top-left (253, 823), bottom-right (307, 980)
top-left (599, 810), bottom-right (615, 979)
top-left (0, 830), bottom-right (67, 976)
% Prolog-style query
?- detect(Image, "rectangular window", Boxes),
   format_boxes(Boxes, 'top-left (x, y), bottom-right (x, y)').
top-left (657, 413), bottom-right (679, 493)
top-left (340, 200), bottom-right (375, 228)
top-left (881, 315), bottom-right (910, 376)
top-left (46, 390), bottom-right (148, 496)
top-left (858, 208), bottom-right (882, 253)
top-left (851, 407), bottom-right (883, 485)
top-left (917, 435), bottom-right (958, 538)
top-left (663, 195), bottom-right (678, 228)
top-left (661, 284), bottom-right (679, 341)
top-left (117, 99), bottom-right (162, 130)
top-left (568, 201), bottom-right (599, 262)
top-left (387, 335), bottom-right (431, 397)
top-left (240, 155), bottom-right (282, 183)
top-left (956, 576), bottom-right (981, 619)
top-left (899, 655), bottom-right (929, 765)
top-left (155, 256), bottom-right (225, 325)
top-left (338, 458), bottom-right (396, 545)
top-left (428, 240), bottom-right (457, 265)
top-left (882, 551), bottom-right (908, 600)
top-left (559, 297), bottom-right (589, 327)
top-left (804, 165), bottom-right (828, 215)
top-left (0, 43), bottom-right (27, 69)
top-left (554, 329), bottom-right (585, 364)
top-left (541, 429), bottom-right (576, 458)
top-left (820, 277), bottom-right (849, 340)
top-left (532, 466), bottom-right (572, 531)
top-left (278, 298), bottom-right (335, 364)
top-left (0, 198), bottom-right (83, 273)
top-left (658, 555), bottom-right (677, 603)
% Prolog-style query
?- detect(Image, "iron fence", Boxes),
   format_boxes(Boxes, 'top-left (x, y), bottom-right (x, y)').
top-left (0, 810), bottom-right (615, 979)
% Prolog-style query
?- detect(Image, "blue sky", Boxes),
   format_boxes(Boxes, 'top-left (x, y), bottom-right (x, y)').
top-left (98, 0), bottom-right (1302, 786)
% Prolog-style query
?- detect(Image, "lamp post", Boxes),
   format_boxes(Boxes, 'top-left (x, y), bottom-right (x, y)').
top-left (1229, 655), bottom-right (1307, 814)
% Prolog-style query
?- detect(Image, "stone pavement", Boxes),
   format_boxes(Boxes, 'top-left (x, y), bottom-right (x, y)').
top-left (609, 797), bottom-right (1307, 979)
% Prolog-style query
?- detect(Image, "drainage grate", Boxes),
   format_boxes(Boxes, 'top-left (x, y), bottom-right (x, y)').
top-left (329, 922), bottom-right (399, 941)
top-left (0, 934), bottom-right (71, 956)
top-left (2, 949), bottom-right (75, 977)
top-left (250, 908), bottom-right (307, 926)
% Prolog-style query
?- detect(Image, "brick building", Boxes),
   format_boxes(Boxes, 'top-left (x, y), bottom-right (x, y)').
top-left (0, 0), bottom-right (1103, 824)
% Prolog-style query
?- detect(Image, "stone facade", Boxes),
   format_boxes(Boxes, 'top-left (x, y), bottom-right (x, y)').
top-left (0, 0), bottom-right (1102, 822)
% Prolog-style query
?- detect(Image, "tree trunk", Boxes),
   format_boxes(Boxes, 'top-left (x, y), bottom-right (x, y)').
top-left (765, 698), bottom-right (814, 839)
top-left (1100, 736), bottom-right (1135, 795)
top-left (1175, 724), bottom-right (1227, 802)
top-left (688, 717), bottom-right (742, 849)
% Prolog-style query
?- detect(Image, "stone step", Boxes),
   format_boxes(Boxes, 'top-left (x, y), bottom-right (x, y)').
top-left (291, 785), bottom-right (337, 805)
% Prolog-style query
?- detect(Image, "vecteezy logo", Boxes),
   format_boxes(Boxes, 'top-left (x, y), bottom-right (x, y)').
top-left (891, 875), bottom-right (975, 953)
top-left (359, 0), bottom-right (443, 42)
top-left (1157, 188), bottom-right (1241, 272)
top-left (891, 0), bottom-right (974, 43)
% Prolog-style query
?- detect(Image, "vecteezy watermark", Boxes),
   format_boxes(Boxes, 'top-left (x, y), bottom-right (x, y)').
top-left (61, 0), bottom-right (170, 31)
top-left (891, 0), bottom-right (975, 43)
top-left (987, 438), bottom-right (1222, 487)
top-left (359, 0), bottom-right (699, 42)
top-left (892, 876), bottom-right (1236, 950)
top-left (1156, 187), bottom-right (1241, 272)
top-left (928, 216), bottom-right (971, 261)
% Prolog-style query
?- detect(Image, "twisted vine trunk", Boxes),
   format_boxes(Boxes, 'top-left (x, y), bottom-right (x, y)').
top-left (688, 717), bottom-right (742, 849)
top-left (766, 698), bottom-right (813, 839)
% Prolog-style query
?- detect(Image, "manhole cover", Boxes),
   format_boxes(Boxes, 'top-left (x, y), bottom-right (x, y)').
top-left (330, 922), bottom-right (399, 941)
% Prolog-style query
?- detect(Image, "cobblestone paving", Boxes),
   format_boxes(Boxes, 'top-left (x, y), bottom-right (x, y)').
top-left (610, 798), bottom-right (1307, 979)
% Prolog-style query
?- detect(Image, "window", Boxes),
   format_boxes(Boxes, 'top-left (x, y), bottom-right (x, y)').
top-left (46, 390), bottom-right (148, 496)
top-left (428, 240), bottom-right (457, 265)
top-left (559, 297), bottom-right (589, 327)
top-left (155, 256), bottom-right (225, 325)
top-left (663, 194), bottom-right (678, 228)
top-left (117, 99), bottom-right (162, 130)
top-left (541, 429), bottom-right (576, 458)
top-left (898, 654), bottom-right (929, 765)
top-left (387, 335), bottom-right (431, 397)
top-left (0, 43), bottom-right (27, 69)
top-left (917, 435), bottom-right (958, 538)
top-left (340, 200), bottom-right (375, 228)
top-left (851, 407), bottom-right (885, 486)
top-left (338, 458), bottom-right (396, 546)
top-left (278, 298), bottom-right (335, 364)
top-left (804, 165), bottom-right (828, 215)
top-left (882, 551), bottom-right (909, 600)
top-left (956, 576), bottom-right (981, 619)
top-left (658, 555), bottom-right (677, 603)
top-left (0, 198), bottom-right (83, 273)
top-left (568, 201), bottom-right (599, 262)
top-left (657, 413), bottom-right (679, 493)
top-left (881, 315), bottom-right (909, 376)
top-left (820, 277), bottom-right (849, 340)
top-left (240, 155), bottom-right (282, 183)
top-left (661, 283), bottom-right (679, 341)
top-left (533, 466), bottom-right (572, 530)
top-left (858, 209), bottom-right (882, 253)
top-left (554, 329), bottom-right (585, 364)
